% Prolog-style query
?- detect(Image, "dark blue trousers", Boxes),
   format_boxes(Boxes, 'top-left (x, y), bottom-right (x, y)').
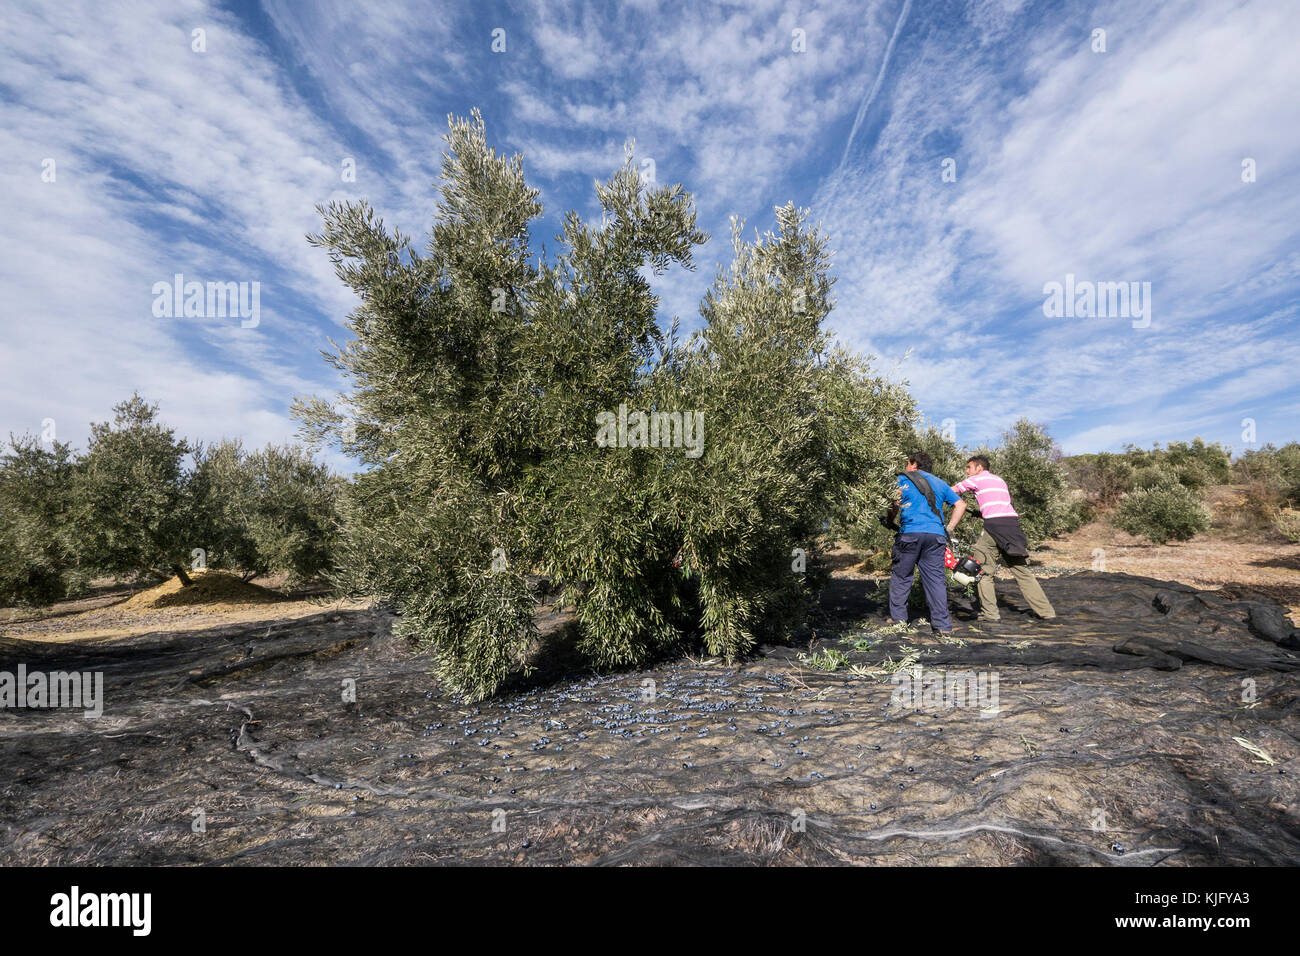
top-left (889, 532), bottom-right (952, 631)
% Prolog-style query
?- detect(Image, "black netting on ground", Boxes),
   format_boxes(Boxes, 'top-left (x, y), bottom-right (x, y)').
top-left (1, 571), bottom-right (1297, 865)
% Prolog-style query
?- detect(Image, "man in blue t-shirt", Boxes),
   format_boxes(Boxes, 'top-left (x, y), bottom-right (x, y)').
top-left (885, 451), bottom-right (966, 632)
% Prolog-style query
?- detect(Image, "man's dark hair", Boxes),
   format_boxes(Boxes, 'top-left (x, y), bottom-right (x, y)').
top-left (968, 454), bottom-right (991, 471)
top-left (907, 451), bottom-right (933, 473)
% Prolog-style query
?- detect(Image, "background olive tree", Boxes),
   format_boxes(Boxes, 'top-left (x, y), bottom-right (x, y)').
top-left (0, 434), bottom-right (81, 606)
top-left (190, 439), bottom-right (342, 583)
top-left (0, 396), bottom-right (341, 606)
top-left (70, 394), bottom-right (196, 586)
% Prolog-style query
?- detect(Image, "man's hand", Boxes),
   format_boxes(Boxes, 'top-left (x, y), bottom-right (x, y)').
top-left (882, 479), bottom-right (901, 532)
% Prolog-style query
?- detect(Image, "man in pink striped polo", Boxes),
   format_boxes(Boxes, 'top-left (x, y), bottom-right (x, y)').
top-left (951, 455), bottom-right (1057, 623)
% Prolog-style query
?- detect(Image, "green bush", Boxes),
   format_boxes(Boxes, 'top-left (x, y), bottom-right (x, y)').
top-left (1131, 464), bottom-right (1179, 491)
top-left (1235, 443), bottom-right (1300, 508)
top-left (1065, 439), bottom-right (1230, 512)
top-left (907, 423), bottom-right (966, 484)
top-left (1276, 510), bottom-right (1300, 544)
top-left (1063, 496), bottom-right (1094, 531)
top-left (1062, 451), bottom-right (1133, 507)
top-left (1278, 444), bottom-right (1300, 505)
top-left (1119, 438), bottom-right (1230, 492)
top-left (1163, 438), bottom-right (1231, 487)
top-left (1113, 483), bottom-right (1211, 543)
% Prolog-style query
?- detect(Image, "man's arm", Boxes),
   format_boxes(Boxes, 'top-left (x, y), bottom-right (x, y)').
top-left (946, 498), bottom-right (967, 534)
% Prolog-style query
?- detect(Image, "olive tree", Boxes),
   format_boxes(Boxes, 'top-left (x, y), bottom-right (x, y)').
top-left (0, 434), bottom-right (81, 606)
top-left (297, 111), bottom-right (912, 699)
top-left (70, 394), bottom-right (195, 585)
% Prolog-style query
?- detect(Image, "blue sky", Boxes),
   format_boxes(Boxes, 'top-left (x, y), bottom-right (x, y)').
top-left (2, 0), bottom-right (1298, 467)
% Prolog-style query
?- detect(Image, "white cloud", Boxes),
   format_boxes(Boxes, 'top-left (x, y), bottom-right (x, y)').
top-left (812, 0), bottom-right (1300, 451)
top-left (0, 0), bottom-right (358, 455)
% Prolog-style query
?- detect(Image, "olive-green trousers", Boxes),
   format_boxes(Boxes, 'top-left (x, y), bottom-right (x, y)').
top-left (970, 530), bottom-right (1055, 620)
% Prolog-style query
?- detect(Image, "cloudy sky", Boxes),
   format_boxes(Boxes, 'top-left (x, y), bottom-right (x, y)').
top-left (2, 0), bottom-right (1298, 464)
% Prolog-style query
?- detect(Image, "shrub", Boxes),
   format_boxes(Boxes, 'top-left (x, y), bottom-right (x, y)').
top-left (1062, 495), bottom-right (1094, 532)
top-left (1120, 438), bottom-right (1230, 492)
top-left (907, 423), bottom-right (966, 485)
top-left (1277, 510), bottom-right (1300, 544)
top-left (1162, 438), bottom-right (1231, 487)
top-left (1235, 443), bottom-right (1300, 507)
top-left (1233, 481), bottom-right (1282, 531)
top-left (1113, 483), bottom-right (1210, 543)
top-left (1130, 464), bottom-right (1179, 491)
top-left (1277, 443), bottom-right (1300, 505)
top-left (1063, 451), bottom-right (1133, 508)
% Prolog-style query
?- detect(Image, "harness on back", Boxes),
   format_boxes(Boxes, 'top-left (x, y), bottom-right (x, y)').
top-left (897, 470), bottom-right (949, 542)
top-left (892, 471), bottom-right (983, 583)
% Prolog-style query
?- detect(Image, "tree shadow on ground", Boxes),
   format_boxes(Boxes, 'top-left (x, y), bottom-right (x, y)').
top-left (1250, 552), bottom-right (1300, 571)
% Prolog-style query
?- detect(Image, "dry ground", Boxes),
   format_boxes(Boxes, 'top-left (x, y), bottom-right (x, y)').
top-left (0, 570), bottom-right (368, 644)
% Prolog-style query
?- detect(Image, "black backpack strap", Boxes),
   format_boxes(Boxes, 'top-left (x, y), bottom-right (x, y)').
top-left (899, 471), bottom-right (938, 513)
top-left (898, 471), bottom-right (952, 544)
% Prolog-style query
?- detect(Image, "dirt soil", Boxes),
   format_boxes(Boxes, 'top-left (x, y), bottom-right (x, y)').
top-left (1, 540), bottom-right (1298, 866)
top-left (0, 572), bottom-right (363, 644)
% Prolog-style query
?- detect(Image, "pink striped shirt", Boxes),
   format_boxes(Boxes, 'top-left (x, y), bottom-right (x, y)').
top-left (951, 471), bottom-right (1018, 519)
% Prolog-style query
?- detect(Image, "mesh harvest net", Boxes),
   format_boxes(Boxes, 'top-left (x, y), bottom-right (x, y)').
top-left (2, 569), bottom-right (1297, 865)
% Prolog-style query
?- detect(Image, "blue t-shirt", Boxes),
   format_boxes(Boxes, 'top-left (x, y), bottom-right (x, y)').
top-left (897, 470), bottom-right (960, 536)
